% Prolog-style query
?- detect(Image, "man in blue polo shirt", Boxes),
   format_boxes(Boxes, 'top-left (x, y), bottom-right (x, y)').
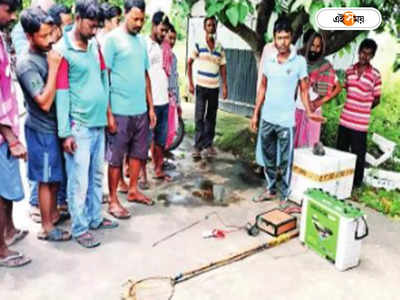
top-left (251, 17), bottom-right (324, 205)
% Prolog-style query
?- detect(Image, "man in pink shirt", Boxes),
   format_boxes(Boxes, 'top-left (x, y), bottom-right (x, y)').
top-left (337, 38), bottom-right (382, 188)
top-left (0, 0), bottom-right (31, 268)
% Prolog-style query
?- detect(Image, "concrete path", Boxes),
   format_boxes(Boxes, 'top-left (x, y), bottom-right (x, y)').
top-left (1, 103), bottom-right (399, 300)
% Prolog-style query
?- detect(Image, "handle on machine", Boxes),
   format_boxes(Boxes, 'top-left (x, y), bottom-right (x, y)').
top-left (355, 216), bottom-right (369, 240)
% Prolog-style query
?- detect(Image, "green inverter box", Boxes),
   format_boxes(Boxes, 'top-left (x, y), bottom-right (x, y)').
top-left (299, 189), bottom-right (368, 271)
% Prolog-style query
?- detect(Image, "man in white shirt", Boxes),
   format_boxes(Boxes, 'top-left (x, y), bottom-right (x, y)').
top-left (147, 11), bottom-right (171, 181)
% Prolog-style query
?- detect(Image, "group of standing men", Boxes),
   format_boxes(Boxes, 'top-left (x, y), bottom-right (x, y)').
top-left (0, 0), bottom-right (183, 267)
top-left (0, 0), bottom-right (382, 268)
top-left (252, 17), bottom-right (381, 205)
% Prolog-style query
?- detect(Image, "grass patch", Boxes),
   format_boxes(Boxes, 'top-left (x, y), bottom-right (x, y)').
top-left (185, 121), bottom-right (195, 137)
top-left (184, 110), bottom-right (256, 162)
top-left (352, 185), bottom-right (400, 218)
top-left (214, 112), bottom-right (256, 162)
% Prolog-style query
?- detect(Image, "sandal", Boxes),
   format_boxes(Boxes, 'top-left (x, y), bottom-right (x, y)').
top-left (118, 182), bottom-right (129, 194)
top-left (29, 206), bottom-right (42, 223)
top-left (127, 194), bottom-right (155, 206)
top-left (6, 229), bottom-right (29, 247)
top-left (283, 205), bottom-right (302, 214)
top-left (57, 204), bottom-right (69, 213)
top-left (153, 174), bottom-right (173, 183)
top-left (38, 228), bottom-right (71, 242)
top-left (53, 211), bottom-right (70, 226)
top-left (102, 194), bottom-right (109, 204)
top-left (75, 232), bottom-right (101, 248)
top-left (162, 161), bottom-right (176, 171)
top-left (108, 209), bottom-right (131, 220)
top-left (91, 218), bottom-right (119, 230)
top-left (192, 151), bottom-right (201, 159)
top-left (0, 253), bottom-right (31, 268)
top-left (252, 190), bottom-right (277, 203)
top-left (138, 181), bottom-right (150, 190)
top-left (205, 147), bottom-right (217, 157)
top-left (279, 199), bottom-right (291, 210)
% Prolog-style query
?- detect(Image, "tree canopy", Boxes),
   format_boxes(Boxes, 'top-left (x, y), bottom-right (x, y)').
top-left (23, 0), bottom-right (399, 70)
top-left (185, 0), bottom-right (399, 69)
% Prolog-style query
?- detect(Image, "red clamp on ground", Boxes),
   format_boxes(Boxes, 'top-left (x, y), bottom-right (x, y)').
top-left (202, 229), bottom-right (226, 239)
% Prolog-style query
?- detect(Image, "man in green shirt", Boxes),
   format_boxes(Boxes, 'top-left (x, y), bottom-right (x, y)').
top-left (55, 0), bottom-right (118, 248)
top-left (103, 0), bottom-right (157, 216)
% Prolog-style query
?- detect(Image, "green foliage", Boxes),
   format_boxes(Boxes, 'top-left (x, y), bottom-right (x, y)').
top-left (308, 1), bottom-right (325, 31)
top-left (52, 0), bottom-right (124, 10)
top-left (353, 186), bottom-right (400, 217)
top-left (393, 53), bottom-right (400, 73)
top-left (22, 0), bottom-right (30, 9)
top-left (170, 0), bottom-right (190, 40)
top-left (290, 0), bottom-right (311, 13)
top-left (201, 0), bottom-right (399, 69)
top-left (205, 0), bottom-right (253, 27)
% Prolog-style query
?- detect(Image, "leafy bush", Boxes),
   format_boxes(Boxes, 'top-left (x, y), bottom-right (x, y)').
top-left (353, 186), bottom-right (400, 217)
top-left (320, 71), bottom-right (400, 172)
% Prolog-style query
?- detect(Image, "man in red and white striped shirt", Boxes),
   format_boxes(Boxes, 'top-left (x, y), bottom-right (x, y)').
top-left (337, 38), bottom-right (382, 188)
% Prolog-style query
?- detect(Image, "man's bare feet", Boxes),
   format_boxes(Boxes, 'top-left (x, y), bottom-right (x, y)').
top-left (108, 197), bottom-right (131, 219)
top-left (118, 180), bottom-right (129, 193)
top-left (153, 170), bottom-right (172, 182)
top-left (5, 229), bottom-right (29, 247)
top-left (138, 180), bottom-right (150, 190)
top-left (4, 227), bottom-right (18, 242)
top-left (127, 190), bottom-right (154, 206)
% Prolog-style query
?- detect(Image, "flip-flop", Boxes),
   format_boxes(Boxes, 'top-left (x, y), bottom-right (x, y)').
top-left (192, 152), bottom-right (201, 159)
top-left (102, 194), bottom-right (109, 204)
top-left (279, 200), bottom-right (291, 210)
top-left (162, 161), bottom-right (176, 171)
top-left (283, 206), bottom-right (302, 214)
top-left (108, 209), bottom-right (131, 220)
top-left (53, 212), bottom-right (70, 226)
top-left (6, 229), bottom-right (29, 247)
top-left (37, 228), bottom-right (72, 242)
top-left (153, 174), bottom-right (173, 183)
top-left (57, 204), bottom-right (69, 213)
top-left (29, 207), bottom-right (42, 223)
top-left (0, 253), bottom-right (31, 268)
top-left (91, 218), bottom-right (119, 230)
top-left (138, 181), bottom-right (150, 190)
top-left (127, 195), bottom-right (155, 206)
top-left (75, 232), bottom-right (101, 248)
top-left (118, 184), bottom-right (129, 194)
top-left (252, 190), bottom-right (277, 203)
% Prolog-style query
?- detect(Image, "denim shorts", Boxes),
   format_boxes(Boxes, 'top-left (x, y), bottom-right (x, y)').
top-left (25, 125), bottom-right (65, 183)
top-left (0, 142), bottom-right (24, 201)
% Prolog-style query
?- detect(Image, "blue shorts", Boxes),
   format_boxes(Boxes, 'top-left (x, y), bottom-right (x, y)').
top-left (153, 104), bottom-right (169, 147)
top-left (25, 125), bottom-right (65, 183)
top-left (0, 143), bottom-right (24, 201)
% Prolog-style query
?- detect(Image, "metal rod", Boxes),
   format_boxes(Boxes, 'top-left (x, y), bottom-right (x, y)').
top-left (151, 211), bottom-right (222, 247)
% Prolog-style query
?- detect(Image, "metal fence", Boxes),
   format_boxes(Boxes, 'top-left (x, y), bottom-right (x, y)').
top-left (219, 49), bottom-right (257, 117)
